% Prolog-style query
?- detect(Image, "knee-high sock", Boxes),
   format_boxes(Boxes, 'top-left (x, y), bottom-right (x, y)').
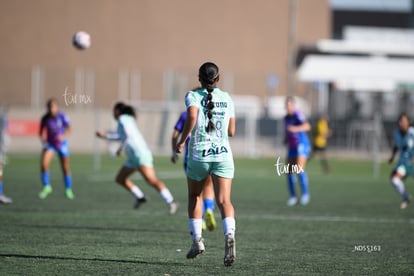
top-left (0, 180), bottom-right (3, 195)
top-left (41, 172), bottom-right (50, 187)
top-left (189, 218), bottom-right (203, 240)
top-left (287, 174), bottom-right (296, 197)
top-left (222, 217), bottom-right (236, 236)
top-left (391, 176), bottom-right (409, 200)
top-left (160, 188), bottom-right (174, 204)
top-left (204, 198), bottom-right (215, 212)
top-left (298, 171), bottom-right (309, 196)
top-left (130, 185), bottom-right (145, 199)
top-left (64, 175), bottom-right (72, 189)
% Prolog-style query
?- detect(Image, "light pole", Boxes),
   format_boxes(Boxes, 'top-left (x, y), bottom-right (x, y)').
top-left (287, 0), bottom-right (297, 97)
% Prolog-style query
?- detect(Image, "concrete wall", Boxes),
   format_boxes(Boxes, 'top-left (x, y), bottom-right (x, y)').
top-left (0, 0), bottom-right (330, 107)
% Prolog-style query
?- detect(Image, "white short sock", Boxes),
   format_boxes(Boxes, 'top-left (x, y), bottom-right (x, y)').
top-left (160, 188), bottom-right (174, 204)
top-left (189, 218), bottom-right (203, 240)
top-left (130, 185), bottom-right (145, 199)
top-left (222, 217), bottom-right (236, 236)
top-left (391, 176), bottom-right (406, 196)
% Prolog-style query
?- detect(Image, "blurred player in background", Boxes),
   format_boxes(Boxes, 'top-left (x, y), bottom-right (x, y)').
top-left (96, 102), bottom-right (178, 214)
top-left (284, 96), bottom-right (311, 206)
top-left (311, 114), bottom-right (331, 173)
top-left (388, 113), bottom-right (413, 209)
top-left (0, 105), bottom-right (12, 204)
top-left (171, 109), bottom-right (217, 231)
top-left (176, 62), bottom-right (236, 266)
top-left (39, 99), bottom-right (74, 200)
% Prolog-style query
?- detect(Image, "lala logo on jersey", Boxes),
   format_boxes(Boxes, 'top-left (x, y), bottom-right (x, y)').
top-left (202, 143), bottom-right (228, 157)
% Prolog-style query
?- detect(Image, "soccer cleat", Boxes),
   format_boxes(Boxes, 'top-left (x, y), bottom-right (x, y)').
top-left (134, 197), bottom-right (147, 209)
top-left (205, 209), bottom-right (217, 231)
top-left (0, 195), bottom-right (13, 204)
top-left (286, 197), bottom-right (298, 207)
top-left (169, 201), bottom-right (178, 215)
top-left (186, 237), bottom-right (205, 259)
top-left (65, 189), bottom-right (75, 200)
top-left (202, 220), bottom-right (207, 231)
top-left (400, 196), bottom-right (411, 210)
top-left (38, 186), bottom-right (53, 199)
top-left (300, 194), bottom-right (310, 206)
top-left (224, 233), bottom-right (236, 267)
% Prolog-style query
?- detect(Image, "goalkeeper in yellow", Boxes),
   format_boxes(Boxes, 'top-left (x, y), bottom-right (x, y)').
top-left (311, 115), bottom-right (331, 173)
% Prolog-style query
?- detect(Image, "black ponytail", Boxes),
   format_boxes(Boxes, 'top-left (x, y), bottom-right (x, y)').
top-left (199, 62), bottom-right (219, 132)
top-left (113, 102), bottom-right (136, 118)
top-left (122, 105), bottom-right (136, 118)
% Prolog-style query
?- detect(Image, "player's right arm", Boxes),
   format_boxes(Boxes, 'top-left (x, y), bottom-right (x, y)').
top-left (39, 116), bottom-right (47, 146)
top-left (95, 131), bottom-right (120, 140)
top-left (389, 130), bottom-right (400, 164)
top-left (389, 146), bottom-right (398, 164)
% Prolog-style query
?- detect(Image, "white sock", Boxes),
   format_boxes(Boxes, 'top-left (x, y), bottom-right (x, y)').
top-left (189, 218), bottom-right (203, 240)
top-left (391, 177), bottom-right (406, 196)
top-left (130, 185), bottom-right (145, 199)
top-left (160, 188), bottom-right (174, 204)
top-left (222, 217), bottom-right (236, 236)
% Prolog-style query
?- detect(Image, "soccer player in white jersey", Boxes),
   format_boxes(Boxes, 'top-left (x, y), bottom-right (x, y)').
top-left (96, 102), bottom-right (178, 214)
top-left (176, 62), bottom-right (236, 266)
top-left (389, 113), bottom-right (413, 209)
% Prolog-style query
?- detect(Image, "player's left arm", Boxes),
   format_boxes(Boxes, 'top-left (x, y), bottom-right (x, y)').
top-left (227, 96), bottom-right (236, 137)
top-left (287, 112), bottom-right (311, 133)
top-left (60, 114), bottom-right (71, 141)
top-left (228, 117), bottom-right (236, 137)
top-left (288, 121), bottom-right (311, 133)
top-left (63, 125), bottom-right (71, 137)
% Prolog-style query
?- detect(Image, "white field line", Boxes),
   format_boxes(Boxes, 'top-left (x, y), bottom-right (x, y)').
top-left (242, 214), bottom-right (414, 225)
top-left (88, 170), bottom-right (185, 181)
top-left (60, 209), bottom-right (414, 225)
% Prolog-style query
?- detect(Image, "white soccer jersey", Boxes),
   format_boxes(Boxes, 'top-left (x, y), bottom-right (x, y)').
top-left (116, 114), bottom-right (151, 157)
top-left (185, 88), bottom-right (235, 162)
top-left (393, 126), bottom-right (414, 164)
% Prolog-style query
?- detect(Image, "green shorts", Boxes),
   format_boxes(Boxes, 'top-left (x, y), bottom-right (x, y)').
top-left (186, 159), bottom-right (234, 181)
top-left (393, 162), bottom-right (414, 178)
top-left (123, 146), bottom-right (153, 168)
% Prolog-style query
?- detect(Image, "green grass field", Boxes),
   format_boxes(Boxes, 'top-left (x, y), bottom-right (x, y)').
top-left (1, 153), bottom-right (413, 275)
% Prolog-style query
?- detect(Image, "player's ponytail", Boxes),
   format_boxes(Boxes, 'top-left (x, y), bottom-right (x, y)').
top-left (122, 105), bottom-right (136, 118)
top-left (113, 102), bottom-right (136, 118)
top-left (199, 62), bottom-right (219, 132)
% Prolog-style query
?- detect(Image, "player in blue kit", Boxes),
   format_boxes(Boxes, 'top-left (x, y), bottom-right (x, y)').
top-left (389, 113), bottom-right (413, 209)
top-left (0, 107), bottom-right (12, 204)
top-left (171, 109), bottom-right (217, 231)
top-left (284, 96), bottom-right (311, 206)
top-left (38, 99), bottom-right (74, 200)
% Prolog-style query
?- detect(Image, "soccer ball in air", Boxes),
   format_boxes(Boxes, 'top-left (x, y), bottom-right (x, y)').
top-left (72, 31), bottom-right (91, 50)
